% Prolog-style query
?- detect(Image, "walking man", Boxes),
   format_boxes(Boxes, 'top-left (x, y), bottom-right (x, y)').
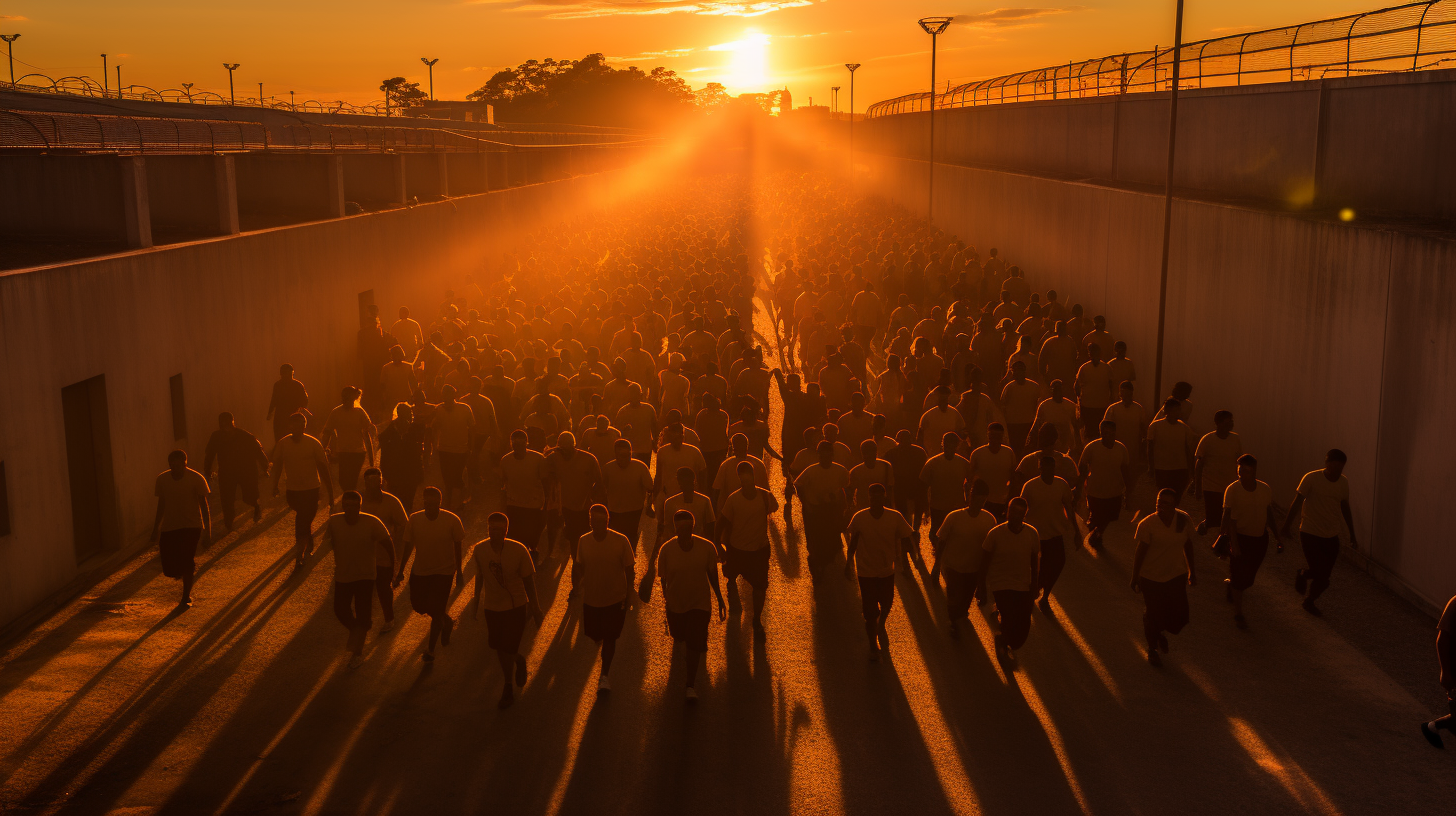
top-left (656, 509), bottom-right (725, 702)
top-left (719, 461), bottom-right (780, 640)
top-left (1219, 455), bottom-right (1277, 629)
top-left (980, 497), bottom-right (1040, 664)
top-left (1020, 455), bottom-right (1076, 613)
top-left (472, 511), bottom-right (542, 709)
top-left (150, 450), bottom-right (211, 609)
top-left (324, 491), bottom-right (392, 669)
top-left (202, 412), bottom-right (269, 530)
top-left (1131, 488), bottom-right (1196, 666)
top-left (360, 468), bottom-right (407, 632)
top-left (1280, 449), bottom-right (1356, 616)
top-left (1078, 420), bottom-right (1130, 549)
top-left (271, 412), bottom-right (334, 569)
top-left (576, 504), bottom-right (637, 695)
top-left (934, 479), bottom-right (996, 638)
top-left (845, 483), bottom-right (915, 662)
top-left (404, 487), bottom-right (465, 662)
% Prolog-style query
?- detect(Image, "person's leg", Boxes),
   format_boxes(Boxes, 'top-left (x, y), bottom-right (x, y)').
top-left (1138, 578), bottom-right (1160, 653)
top-left (219, 477), bottom-right (239, 530)
top-left (375, 565), bottom-right (395, 627)
top-left (1037, 536), bottom-right (1066, 608)
top-left (338, 453), bottom-right (365, 492)
top-left (601, 637), bottom-right (617, 674)
top-left (876, 578), bottom-right (896, 644)
top-left (495, 648), bottom-right (516, 705)
top-left (177, 529), bottom-right (199, 604)
top-left (1202, 489), bottom-right (1223, 533)
top-left (334, 581), bottom-right (354, 642)
top-left (1305, 534), bottom-right (1338, 606)
top-left (241, 475), bottom-right (262, 522)
top-left (685, 643), bottom-right (702, 689)
top-left (858, 578), bottom-right (880, 648)
top-left (350, 580), bottom-right (373, 655)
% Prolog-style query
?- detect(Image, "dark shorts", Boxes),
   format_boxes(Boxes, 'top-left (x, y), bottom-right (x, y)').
top-left (1203, 489), bottom-right (1225, 527)
top-left (1139, 575), bottom-right (1190, 636)
top-left (858, 575), bottom-right (896, 623)
top-left (582, 601), bottom-right (627, 641)
top-left (438, 451), bottom-right (468, 489)
top-left (1229, 533), bottom-right (1269, 590)
top-left (723, 545), bottom-right (770, 590)
top-left (666, 608), bottom-right (710, 650)
top-left (484, 604), bottom-right (530, 653)
top-left (408, 573), bottom-right (453, 618)
top-left (159, 527), bottom-right (202, 578)
top-left (1087, 495), bottom-right (1122, 531)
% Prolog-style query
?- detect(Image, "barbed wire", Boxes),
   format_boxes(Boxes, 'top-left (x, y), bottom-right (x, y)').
top-left (868, 0), bottom-right (1456, 117)
top-left (4, 73), bottom-right (391, 116)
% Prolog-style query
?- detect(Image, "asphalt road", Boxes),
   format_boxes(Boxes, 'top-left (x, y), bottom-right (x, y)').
top-left (2, 307), bottom-right (1453, 815)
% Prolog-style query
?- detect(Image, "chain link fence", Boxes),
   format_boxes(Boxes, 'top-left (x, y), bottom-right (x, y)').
top-left (868, 0), bottom-right (1456, 117)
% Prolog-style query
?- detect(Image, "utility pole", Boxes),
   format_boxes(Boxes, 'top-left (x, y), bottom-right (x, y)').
top-left (223, 63), bottom-right (240, 105)
top-left (1152, 0), bottom-right (1186, 409)
top-left (421, 57), bottom-right (439, 100)
top-left (101, 54), bottom-right (108, 93)
top-left (831, 85), bottom-right (840, 115)
top-left (290, 89), bottom-right (296, 111)
top-left (918, 16), bottom-right (953, 222)
top-left (115, 64), bottom-right (122, 99)
top-left (845, 63), bottom-right (860, 182)
top-left (258, 81), bottom-right (264, 107)
top-left (1, 34), bottom-right (19, 85)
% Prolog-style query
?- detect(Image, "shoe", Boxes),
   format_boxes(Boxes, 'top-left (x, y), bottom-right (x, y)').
top-left (1037, 597), bottom-right (1053, 615)
top-left (1233, 614), bottom-right (1248, 630)
top-left (1421, 722), bottom-right (1445, 749)
top-left (422, 651), bottom-right (434, 662)
top-left (685, 687), bottom-right (699, 703)
top-left (1147, 649), bottom-right (1162, 667)
top-left (868, 645), bottom-right (880, 663)
top-left (877, 630), bottom-right (889, 653)
top-left (253, 505), bottom-right (263, 522)
top-left (1276, 541), bottom-right (1284, 554)
top-left (1295, 570), bottom-right (1308, 595)
top-left (993, 633), bottom-right (1008, 664)
top-left (348, 654), bottom-right (365, 670)
top-left (598, 675), bottom-right (612, 695)
top-left (178, 597), bottom-right (193, 610)
top-left (442, 617), bottom-right (454, 646)
top-left (1157, 633), bottom-right (1169, 653)
top-left (498, 693), bottom-right (515, 710)
top-left (515, 656), bottom-right (528, 686)
top-left (380, 618), bottom-right (394, 633)
top-left (1302, 600), bottom-right (1323, 617)
top-left (1224, 580), bottom-right (1233, 603)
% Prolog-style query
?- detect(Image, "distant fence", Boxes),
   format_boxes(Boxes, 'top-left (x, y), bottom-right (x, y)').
top-left (3, 73), bottom-right (390, 116)
top-left (867, 0), bottom-right (1456, 117)
top-left (0, 109), bottom-right (661, 154)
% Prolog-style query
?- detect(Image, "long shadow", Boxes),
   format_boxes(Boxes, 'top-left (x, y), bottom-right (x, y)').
top-left (808, 571), bottom-right (962, 816)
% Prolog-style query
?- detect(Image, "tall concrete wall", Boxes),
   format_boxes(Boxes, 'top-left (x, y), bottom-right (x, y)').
top-left (0, 169), bottom-right (627, 631)
top-left (860, 152), bottom-right (1456, 610)
top-left (862, 68), bottom-right (1456, 222)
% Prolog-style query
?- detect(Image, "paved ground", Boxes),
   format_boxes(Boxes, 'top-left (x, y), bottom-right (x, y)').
top-left (2, 305), bottom-right (1453, 815)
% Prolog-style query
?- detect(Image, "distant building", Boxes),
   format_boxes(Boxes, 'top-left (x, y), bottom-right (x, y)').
top-left (409, 100), bottom-right (494, 124)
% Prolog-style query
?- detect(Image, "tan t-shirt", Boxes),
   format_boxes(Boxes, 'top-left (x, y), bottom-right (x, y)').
top-left (272, 433), bottom-right (328, 491)
top-left (1020, 476), bottom-right (1073, 541)
top-left (433, 403), bottom-right (475, 454)
top-left (154, 468), bottom-right (210, 531)
top-left (969, 444), bottom-right (1017, 503)
top-left (1296, 470), bottom-right (1350, 538)
top-left (500, 449), bottom-right (548, 508)
top-left (360, 491), bottom-right (407, 566)
top-left (546, 449), bottom-right (601, 512)
top-left (936, 507), bottom-right (997, 574)
top-left (327, 513), bottom-right (390, 583)
top-left (475, 538), bottom-right (535, 611)
top-left (662, 492), bottom-right (716, 539)
top-left (658, 535), bottom-right (718, 613)
top-left (848, 507), bottom-right (914, 578)
top-left (920, 452), bottom-right (972, 511)
top-left (1079, 440), bottom-right (1130, 499)
top-left (575, 529), bottom-right (636, 607)
top-left (1135, 511), bottom-right (1192, 582)
top-left (794, 462), bottom-right (850, 506)
top-left (407, 509), bottom-right (464, 576)
top-left (1149, 419), bottom-right (1194, 471)
top-left (655, 444), bottom-right (707, 491)
top-left (325, 404), bottom-right (375, 454)
top-left (1196, 431), bottom-right (1243, 490)
top-left (720, 488), bottom-right (779, 551)
top-left (848, 460), bottom-right (895, 508)
top-left (602, 458), bottom-right (653, 513)
top-left (982, 522), bottom-right (1040, 593)
top-left (1223, 480), bottom-right (1272, 537)
top-left (712, 454), bottom-right (769, 496)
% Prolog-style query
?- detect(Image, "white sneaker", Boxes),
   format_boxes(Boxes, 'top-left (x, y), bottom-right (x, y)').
top-left (598, 675), bottom-right (612, 694)
top-left (685, 686), bottom-right (698, 702)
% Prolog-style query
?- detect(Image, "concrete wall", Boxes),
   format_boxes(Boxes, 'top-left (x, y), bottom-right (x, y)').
top-left (0, 155), bottom-right (150, 246)
top-left (859, 152), bottom-right (1456, 610)
top-left (862, 68), bottom-right (1456, 222)
top-left (0, 169), bottom-right (628, 631)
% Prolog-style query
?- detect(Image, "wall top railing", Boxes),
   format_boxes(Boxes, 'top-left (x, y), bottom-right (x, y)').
top-left (866, 0), bottom-right (1456, 117)
top-left (0, 108), bottom-right (663, 154)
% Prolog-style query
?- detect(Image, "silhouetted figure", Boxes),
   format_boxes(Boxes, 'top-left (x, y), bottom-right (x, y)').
top-left (404, 486), bottom-right (464, 663)
top-left (271, 411), bottom-right (334, 570)
top-left (981, 496), bottom-right (1039, 664)
top-left (575, 504), bottom-right (636, 695)
top-left (655, 509), bottom-right (723, 702)
top-left (202, 411), bottom-right (269, 530)
top-left (150, 449), bottom-right (211, 609)
top-left (324, 490), bottom-right (392, 670)
top-left (266, 364), bottom-right (309, 443)
top-left (472, 511), bottom-right (541, 709)
top-left (1281, 448), bottom-right (1357, 617)
top-left (1132, 489), bottom-right (1196, 667)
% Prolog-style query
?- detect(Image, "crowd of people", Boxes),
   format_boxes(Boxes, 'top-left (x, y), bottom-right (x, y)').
top-left (146, 171), bottom-right (1453, 740)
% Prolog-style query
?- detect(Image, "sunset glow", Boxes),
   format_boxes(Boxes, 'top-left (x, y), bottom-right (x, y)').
top-left (709, 31), bottom-right (771, 92)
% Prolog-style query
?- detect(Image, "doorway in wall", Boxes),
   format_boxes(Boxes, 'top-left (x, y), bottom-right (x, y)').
top-left (62, 375), bottom-right (120, 564)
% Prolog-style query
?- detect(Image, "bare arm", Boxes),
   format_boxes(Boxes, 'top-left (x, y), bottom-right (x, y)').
top-left (843, 531), bottom-right (861, 578)
top-left (1130, 540), bottom-right (1148, 590)
top-left (1183, 536), bottom-right (1197, 586)
top-left (150, 497), bottom-right (165, 542)
top-left (1281, 494), bottom-right (1305, 536)
top-left (199, 495), bottom-right (212, 543)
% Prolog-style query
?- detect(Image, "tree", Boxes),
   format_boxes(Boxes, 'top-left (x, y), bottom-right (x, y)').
top-left (694, 82), bottom-right (731, 112)
top-left (467, 53), bottom-right (701, 129)
top-left (380, 77), bottom-right (426, 114)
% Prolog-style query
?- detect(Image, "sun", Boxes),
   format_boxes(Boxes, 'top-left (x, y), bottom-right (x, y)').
top-left (709, 31), bottom-right (771, 93)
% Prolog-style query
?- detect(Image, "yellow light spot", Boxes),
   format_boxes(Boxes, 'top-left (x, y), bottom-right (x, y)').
top-left (1338, 208), bottom-right (1356, 221)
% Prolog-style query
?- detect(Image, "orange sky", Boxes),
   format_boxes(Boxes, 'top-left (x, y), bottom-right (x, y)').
top-left (1, 1), bottom-right (1387, 110)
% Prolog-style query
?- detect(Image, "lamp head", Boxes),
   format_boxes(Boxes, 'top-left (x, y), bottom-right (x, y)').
top-left (845, 63), bottom-right (861, 73)
top-left (918, 16), bottom-right (953, 36)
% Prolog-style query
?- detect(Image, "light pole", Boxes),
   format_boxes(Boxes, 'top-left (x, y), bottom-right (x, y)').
top-left (421, 57), bottom-right (438, 100)
top-left (182, 82), bottom-right (194, 102)
top-left (101, 54), bottom-right (108, 93)
top-left (831, 85), bottom-right (840, 115)
top-left (1, 34), bottom-right (19, 85)
top-left (290, 90), bottom-right (296, 111)
top-left (223, 63), bottom-right (240, 105)
top-left (845, 63), bottom-right (860, 181)
top-left (1152, 0), bottom-right (1186, 409)
top-left (258, 81), bottom-right (264, 107)
top-left (115, 64), bottom-right (122, 99)
top-left (918, 16), bottom-right (952, 222)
